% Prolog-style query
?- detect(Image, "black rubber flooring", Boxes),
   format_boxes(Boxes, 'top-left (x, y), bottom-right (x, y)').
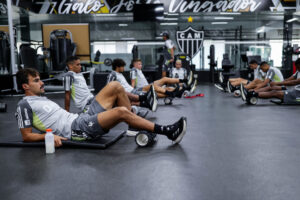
top-left (0, 84), bottom-right (299, 200)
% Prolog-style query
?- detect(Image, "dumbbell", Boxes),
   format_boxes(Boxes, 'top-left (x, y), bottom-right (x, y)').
top-left (135, 131), bottom-right (157, 147)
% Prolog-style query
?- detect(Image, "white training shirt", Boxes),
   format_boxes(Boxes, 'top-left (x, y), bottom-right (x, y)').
top-left (15, 96), bottom-right (78, 138)
top-left (130, 68), bottom-right (149, 88)
top-left (265, 66), bottom-right (284, 82)
top-left (169, 68), bottom-right (187, 79)
top-left (63, 71), bottom-right (94, 111)
top-left (107, 71), bottom-right (134, 93)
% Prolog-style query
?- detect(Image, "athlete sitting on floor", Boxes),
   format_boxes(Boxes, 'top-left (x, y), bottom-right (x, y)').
top-left (241, 58), bottom-right (300, 104)
top-left (64, 56), bottom-right (156, 115)
top-left (130, 59), bottom-right (196, 95)
top-left (227, 60), bottom-right (264, 94)
top-left (15, 68), bottom-right (187, 147)
top-left (241, 61), bottom-right (284, 92)
top-left (107, 58), bottom-right (186, 99)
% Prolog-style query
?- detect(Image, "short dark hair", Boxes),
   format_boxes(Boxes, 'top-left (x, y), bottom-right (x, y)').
top-left (112, 58), bottom-right (126, 70)
top-left (66, 56), bottom-right (80, 66)
top-left (295, 58), bottom-right (300, 67)
top-left (162, 32), bottom-right (169, 39)
top-left (16, 68), bottom-right (39, 91)
top-left (249, 60), bottom-right (258, 65)
top-left (260, 61), bottom-right (269, 67)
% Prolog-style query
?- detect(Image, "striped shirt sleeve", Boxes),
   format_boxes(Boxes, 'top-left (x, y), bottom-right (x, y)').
top-left (107, 72), bottom-right (117, 84)
top-left (63, 72), bottom-right (74, 91)
top-left (15, 100), bottom-right (33, 129)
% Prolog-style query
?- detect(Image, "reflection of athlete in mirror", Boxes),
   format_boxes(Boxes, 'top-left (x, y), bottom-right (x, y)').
top-left (162, 32), bottom-right (176, 77)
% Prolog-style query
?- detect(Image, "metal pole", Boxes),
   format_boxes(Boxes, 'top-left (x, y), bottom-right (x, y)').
top-left (6, 0), bottom-right (18, 92)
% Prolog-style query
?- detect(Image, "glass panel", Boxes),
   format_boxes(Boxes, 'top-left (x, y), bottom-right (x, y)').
top-left (8, 1), bottom-right (294, 76)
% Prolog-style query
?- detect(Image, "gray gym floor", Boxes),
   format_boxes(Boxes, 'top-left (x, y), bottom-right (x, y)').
top-left (0, 84), bottom-right (299, 200)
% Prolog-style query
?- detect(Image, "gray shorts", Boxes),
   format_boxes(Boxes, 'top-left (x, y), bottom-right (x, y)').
top-left (85, 98), bottom-right (106, 115)
top-left (283, 89), bottom-right (300, 104)
top-left (83, 97), bottom-right (94, 113)
top-left (131, 87), bottom-right (144, 95)
top-left (71, 99), bottom-right (108, 140)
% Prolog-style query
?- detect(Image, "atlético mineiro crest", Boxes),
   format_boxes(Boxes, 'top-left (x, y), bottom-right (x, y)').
top-left (176, 27), bottom-right (204, 58)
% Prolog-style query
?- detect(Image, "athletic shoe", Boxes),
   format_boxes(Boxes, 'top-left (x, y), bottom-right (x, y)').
top-left (187, 71), bottom-right (193, 86)
top-left (146, 85), bottom-right (157, 112)
top-left (174, 86), bottom-right (187, 98)
top-left (214, 83), bottom-right (224, 91)
top-left (189, 79), bottom-right (197, 93)
top-left (240, 83), bottom-right (247, 101)
top-left (227, 81), bottom-right (233, 93)
top-left (126, 127), bottom-right (139, 137)
top-left (219, 72), bottom-right (224, 83)
top-left (166, 117), bottom-right (187, 144)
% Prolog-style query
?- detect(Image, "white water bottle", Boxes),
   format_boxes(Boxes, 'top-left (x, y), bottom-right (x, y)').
top-left (45, 128), bottom-right (55, 154)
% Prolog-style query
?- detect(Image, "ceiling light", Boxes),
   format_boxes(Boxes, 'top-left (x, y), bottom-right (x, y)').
top-left (160, 23), bottom-right (178, 26)
top-left (166, 13), bottom-right (179, 16)
top-left (214, 17), bottom-right (234, 20)
top-left (286, 18), bottom-right (299, 23)
top-left (137, 42), bottom-right (165, 45)
top-left (118, 24), bottom-right (128, 27)
top-left (164, 18), bottom-right (178, 21)
top-left (211, 22), bottom-right (228, 25)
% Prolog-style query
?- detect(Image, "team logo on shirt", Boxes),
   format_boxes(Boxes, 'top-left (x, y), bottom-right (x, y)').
top-left (176, 26), bottom-right (204, 59)
top-left (88, 121), bottom-right (94, 127)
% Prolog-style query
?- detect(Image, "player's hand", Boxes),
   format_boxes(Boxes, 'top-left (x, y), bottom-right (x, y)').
top-left (54, 135), bottom-right (68, 147)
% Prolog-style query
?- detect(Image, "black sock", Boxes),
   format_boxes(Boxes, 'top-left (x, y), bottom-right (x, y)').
top-left (139, 94), bottom-right (147, 102)
top-left (154, 124), bottom-right (165, 135)
top-left (140, 101), bottom-right (148, 108)
top-left (179, 79), bottom-right (187, 83)
top-left (252, 91), bottom-right (258, 97)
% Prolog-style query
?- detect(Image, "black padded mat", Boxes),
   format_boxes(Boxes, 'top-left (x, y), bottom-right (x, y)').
top-left (0, 130), bottom-right (125, 149)
top-left (270, 99), bottom-right (300, 105)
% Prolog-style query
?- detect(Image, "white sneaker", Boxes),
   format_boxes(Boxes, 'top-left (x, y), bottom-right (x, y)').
top-left (187, 71), bottom-right (193, 86)
top-left (126, 127), bottom-right (139, 137)
top-left (190, 79), bottom-right (197, 93)
top-left (214, 83), bottom-right (224, 91)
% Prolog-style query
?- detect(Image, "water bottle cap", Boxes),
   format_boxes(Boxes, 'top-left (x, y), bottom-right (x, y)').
top-left (46, 128), bottom-right (52, 132)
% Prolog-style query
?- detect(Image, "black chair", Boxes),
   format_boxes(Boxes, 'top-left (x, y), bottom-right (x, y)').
top-left (19, 44), bottom-right (48, 74)
top-left (0, 31), bottom-right (11, 73)
top-left (220, 53), bottom-right (235, 84)
top-left (19, 44), bottom-right (39, 68)
top-left (49, 29), bottom-right (76, 72)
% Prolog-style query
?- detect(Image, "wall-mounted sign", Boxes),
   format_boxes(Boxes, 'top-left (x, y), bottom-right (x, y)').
top-left (176, 26), bottom-right (204, 58)
top-left (12, 0), bottom-right (296, 14)
top-left (0, 2), bottom-right (7, 15)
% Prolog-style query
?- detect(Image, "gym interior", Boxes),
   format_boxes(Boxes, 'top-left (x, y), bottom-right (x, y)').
top-left (0, 1), bottom-right (300, 200)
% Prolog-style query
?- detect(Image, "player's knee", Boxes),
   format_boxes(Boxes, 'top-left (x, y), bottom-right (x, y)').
top-left (115, 106), bottom-right (130, 120)
top-left (108, 81), bottom-right (124, 93)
